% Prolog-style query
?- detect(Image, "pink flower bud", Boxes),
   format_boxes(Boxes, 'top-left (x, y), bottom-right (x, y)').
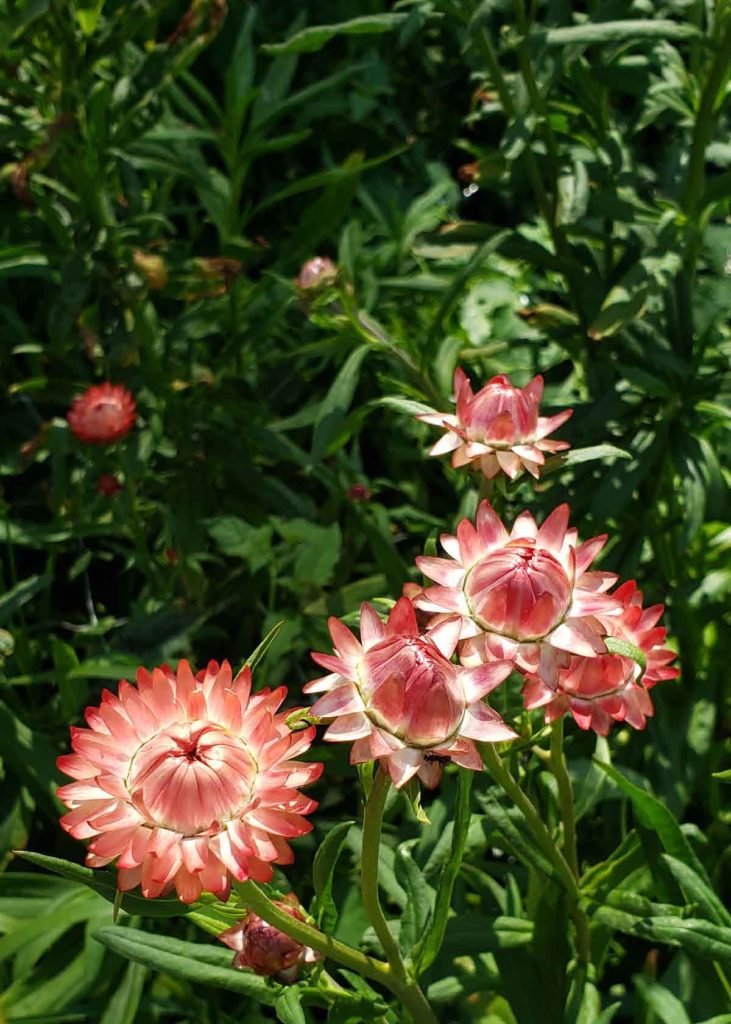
top-left (97, 473), bottom-right (122, 497)
top-left (418, 369), bottom-right (572, 481)
top-left (307, 598), bottom-right (516, 789)
top-left (295, 256), bottom-right (337, 291)
top-left (218, 896), bottom-right (321, 982)
top-left (347, 483), bottom-right (371, 502)
top-left (67, 383), bottom-right (136, 446)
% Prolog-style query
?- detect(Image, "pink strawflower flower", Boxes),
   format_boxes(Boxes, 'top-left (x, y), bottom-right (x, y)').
top-left (418, 369), bottom-right (572, 480)
top-left (67, 383), bottom-right (137, 445)
top-left (416, 501), bottom-right (619, 685)
top-left (57, 660), bottom-right (323, 904)
top-left (523, 581), bottom-right (679, 735)
top-left (306, 598), bottom-right (516, 789)
top-left (218, 893), bottom-right (321, 982)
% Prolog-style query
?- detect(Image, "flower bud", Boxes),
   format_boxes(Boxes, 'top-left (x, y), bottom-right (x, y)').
top-left (97, 473), bottom-right (122, 497)
top-left (295, 256), bottom-right (337, 291)
top-left (218, 896), bottom-right (321, 982)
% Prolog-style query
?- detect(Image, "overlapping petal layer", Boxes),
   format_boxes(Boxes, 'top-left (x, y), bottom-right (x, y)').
top-left (58, 660), bottom-right (322, 903)
top-left (416, 501), bottom-right (620, 685)
top-left (523, 581), bottom-right (679, 735)
top-left (418, 369), bottom-right (572, 480)
top-left (306, 598), bottom-right (516, 788)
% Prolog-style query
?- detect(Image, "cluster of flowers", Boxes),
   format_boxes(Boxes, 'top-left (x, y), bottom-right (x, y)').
top-left (56, 365), bottom-right (677, 973)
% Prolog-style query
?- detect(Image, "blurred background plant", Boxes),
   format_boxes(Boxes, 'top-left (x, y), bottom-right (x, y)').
top-left (0, 0), bottom-right (729, 1021)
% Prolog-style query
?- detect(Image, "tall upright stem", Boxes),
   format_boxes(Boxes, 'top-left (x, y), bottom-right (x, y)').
top-left (360, 768), bottom-right (439, 1024)
top-left (549, 721), bottom-right (592, 975)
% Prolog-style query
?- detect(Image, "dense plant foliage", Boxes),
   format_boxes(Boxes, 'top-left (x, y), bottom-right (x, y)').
top-left (0, 1), bottom-right (729, 1022)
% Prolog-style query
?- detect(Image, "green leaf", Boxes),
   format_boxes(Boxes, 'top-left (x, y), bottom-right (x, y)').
top-left (244, 620), bottom-right (285, 674)
top-left (377, 396), bottom-right (436, 418)
top-left (416, 769), bottom-right (472, 972)
top-left (74, 0), bottom-right (105, 35)
top-left (593, 761), bottom-right (710, 882)
top-left (263, 14), bottom-right (408, 55)
top-left (100, 961), bottom-right (147, 1024)
top-left (633, 976), bottom-right (692, 1024)
top-left (94, 926), bottom-right (275, 1001)
top-left (15, 852), bottom-right (190, 918)
top-left (440, 914), bottom-right (533, 954)
top-left (553, 444), bottom-right (631, 468)
top-left (311, 345), bottom-right (369, 461)
top-left (0, 700), bottom-right (62, 816)
top-left (544, 20), bottom-right (700, 48)
top-left (207, 517), bottom-right (273, 572)
top-left (661, 855), bottom-right (731, 928)
top-left (604, 637), bottom-right (647, 673)
top-left (312, 820), bottom-right (355, 931)
top-left (395, 840), bottom-right (435, 957)
top-left (275, 986), bottom-right (307, 1024)
top-left (0, 574), bottom-right (51, 625)
top-left (713, 768), bottom-right (731, 782)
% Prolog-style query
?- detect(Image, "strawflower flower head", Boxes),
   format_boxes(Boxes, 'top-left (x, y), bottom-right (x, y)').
top-left (67, 382), bottom-right (137, 445)
top-left (416, 501), bottom-right (619, 685)
top-left (418, 369), bottom-right (572, 480)
top-left (57, 660), bottom-right (322, 904)
top-left (523, 581), bottom-right (679, 735)
top-left (218, 893), bottom-right (321, 982)
top-left (306, 598), bottom-right (516, 789)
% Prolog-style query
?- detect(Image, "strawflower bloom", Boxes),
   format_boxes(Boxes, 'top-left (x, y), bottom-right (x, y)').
top-left (418, 369), bottom-right (572, 480)
top-left (218, 893), bottom-right (321, 981)
top-left (67, 382), bottom-right (137, 445)
top-left (523, 581), bottom-right (679, 735)
top-left (306, 598), bottom-right (516, 789)
top-left (58, 660), bottom-right (322, 903)
top-left (416, 501), bottom-right (619, 685)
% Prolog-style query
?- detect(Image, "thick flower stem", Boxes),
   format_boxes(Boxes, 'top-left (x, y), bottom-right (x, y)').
top-left (361, 768), bottom-right (439, 1024)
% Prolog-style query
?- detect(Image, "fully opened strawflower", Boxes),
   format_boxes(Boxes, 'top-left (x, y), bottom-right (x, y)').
top-left (67, 382), bottom-right (137, 445)
top-left (218, 893), bottom-right (321, 982)
top-left (416, 501), bottom-right (619, 685)
top-left (523, 581), bottom-right (679, 735)
top-left (57, 660), bottom-right (322, 903)
top-left (306, 598), bottom-right (516, 789)
top-left (418, 369), bottom-right (572, 480)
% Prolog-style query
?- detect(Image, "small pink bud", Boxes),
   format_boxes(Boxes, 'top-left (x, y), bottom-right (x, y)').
top-left (97, 473), bottom-right (122, 497)
top-left (347, 483), bottom-right (371, 502)
top-left (218, 896), bottom-right (321, 982)
top-left (295, 256), bottom-right (337, 291)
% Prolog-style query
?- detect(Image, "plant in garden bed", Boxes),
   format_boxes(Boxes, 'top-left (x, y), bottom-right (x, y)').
top-left (1, 1), bottom-right (729, 1022)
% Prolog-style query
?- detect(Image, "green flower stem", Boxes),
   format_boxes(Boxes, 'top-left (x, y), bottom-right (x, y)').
top-left (480, 742), bottom-right (577, 896)
top-left (549, 720), bottom-right (592, 971)
top-left (361, 768), bottom-right (439, 1024)
top-left (238, 881), bottom-right (413, 1003)
top-left (416, 768), bottom-right (473, 973)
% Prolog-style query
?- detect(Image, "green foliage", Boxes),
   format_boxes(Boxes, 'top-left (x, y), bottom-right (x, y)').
top-left (0, 0), bottom-right (729, 1021)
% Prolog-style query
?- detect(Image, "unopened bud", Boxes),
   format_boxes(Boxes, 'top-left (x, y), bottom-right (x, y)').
top-left (295, 257), bottom-right (337, 291)
top-left (97, 474), bottom-right (122, 497)
top-left (347, 483), bottom-right (371, 503)
top-left (218, 895), bottom-right (321, 983)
